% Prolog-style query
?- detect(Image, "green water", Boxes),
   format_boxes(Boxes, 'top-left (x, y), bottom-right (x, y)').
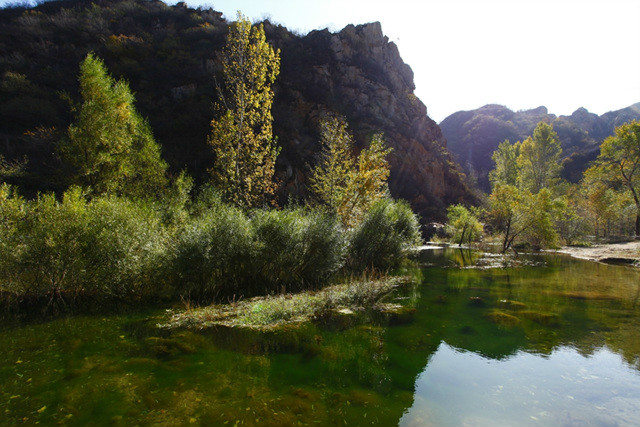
top-left (2, 250), bottom-right (640, 426)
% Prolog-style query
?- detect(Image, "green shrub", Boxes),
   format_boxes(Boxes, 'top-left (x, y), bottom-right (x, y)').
top-left (9, 187), bottom-right (92, 298)
top-left (346, 198), bottom-right (421, 272)
top-left (85, 195), bottom-right (168, 297)
top-left (172, 195), bottom-right (254, 299)
top-left (0, 186), bottom-right (169, 304)
top-left (251, 207), bottom-right (345, 294)
top-left (0, 184), bottom-right (28, 297)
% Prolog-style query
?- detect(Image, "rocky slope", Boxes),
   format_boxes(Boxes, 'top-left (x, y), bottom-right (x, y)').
top-left (440, 103), bottom-right (640, 190)
top-left (0, 0), bottom-right (473, 222)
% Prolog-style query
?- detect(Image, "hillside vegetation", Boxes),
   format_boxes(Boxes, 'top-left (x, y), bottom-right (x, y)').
top-left (0, 0), bottom-right (473, 221)
top-left (441, 104), bottom-right (640, 190)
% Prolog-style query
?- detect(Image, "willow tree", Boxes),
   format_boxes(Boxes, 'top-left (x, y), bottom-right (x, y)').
top-left (587, 120), bottom-right (640, 236)
top-left (60, 53), bottom-right (167, 198)
top-left (208, 13), bottom-right (281, 208)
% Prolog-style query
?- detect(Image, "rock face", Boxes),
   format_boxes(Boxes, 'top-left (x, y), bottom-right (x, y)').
top-left (270, 22), bottom-right (472, 220)
top-left (440, 103), bottom-right (640, 190)
top-left (0, 0), bottom-right (474, 222)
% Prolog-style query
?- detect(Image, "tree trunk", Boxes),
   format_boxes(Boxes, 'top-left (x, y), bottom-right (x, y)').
top-left (501, 218), bottom-right (512, 254)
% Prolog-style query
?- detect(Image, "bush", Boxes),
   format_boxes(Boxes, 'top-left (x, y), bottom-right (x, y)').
top-left (172, 203), bottom-right (345, 299)
top-left (346, 198), bottom-right (421, 272)
top-left (85, 195), bottom-right (168, 297)
top-left (0, 186), bottom-right (169, 306)
top-left (1, 181), bottom-right (421, 315)
top-left (251, 207), bottom-right (345, 294)
top-left (0, 184), bottom-right (28, 298)
top-left (5, 187), bottom-right (92, 299)
top-left (172, 195), bottom-right (254, 300)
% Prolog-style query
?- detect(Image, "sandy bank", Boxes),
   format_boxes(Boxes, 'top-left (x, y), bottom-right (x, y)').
top-left (555, 241), bottom-right (640, 266)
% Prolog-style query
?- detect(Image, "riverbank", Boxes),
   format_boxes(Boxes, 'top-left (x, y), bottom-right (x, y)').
top-left (556, 241), bottom-right (640, 266)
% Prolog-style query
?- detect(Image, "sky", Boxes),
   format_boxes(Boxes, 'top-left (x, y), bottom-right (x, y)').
top-left (163, 0), bottom-right (640, 122)
top-left (3, 0), bottom-right (639, 122)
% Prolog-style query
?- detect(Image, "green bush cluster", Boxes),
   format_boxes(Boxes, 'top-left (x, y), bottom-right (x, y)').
top-left (0, 184), bottom-right (421, 311)
top-left (0, 184), bottom-right (168, 305)
top-left (173, 196), bottom-right (345, 299)
top-left (346, 198), bottom-right (422, 272)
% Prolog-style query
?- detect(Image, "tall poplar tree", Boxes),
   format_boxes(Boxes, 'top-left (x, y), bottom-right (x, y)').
top-left (61, 53), bottom-right (167, 198)
top-left (309, 115), bottom-right (354, 213)
top-left (208, 13), bottom-right (281, 208)
top-left (310, 115), bottom-right (392, 227)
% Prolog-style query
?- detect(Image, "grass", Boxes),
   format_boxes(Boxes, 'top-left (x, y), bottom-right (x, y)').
top-left (159, 275), bottom-right (413, 330)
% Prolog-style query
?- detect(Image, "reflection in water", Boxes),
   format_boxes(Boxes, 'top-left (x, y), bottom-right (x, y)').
top-left (0, 250), bottom-right (639, 426)
top-left (401, 343), bottom-right (640, 427)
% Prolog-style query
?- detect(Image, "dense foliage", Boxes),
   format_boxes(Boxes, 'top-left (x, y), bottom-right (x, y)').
top-left (478, 120), bottom-right (639, 252)
top-left (585, 120), bottom-right (640, 236)
top-left (60, 53), bottom-right (168, 198)
top-left (208, 13), bottom-right (280, 208)
top-left (346, 198), bottom-right (421, 272)
top-left (445, 204), bottom-right (483, 247)
top-left (0, 182), bottom-right (420, 313)
top-left (310, 114), bottom-right (392, 227)
top-left (441, 104), bottom-right (640, 191)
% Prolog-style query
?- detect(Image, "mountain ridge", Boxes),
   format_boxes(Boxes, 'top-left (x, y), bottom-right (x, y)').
top-left (440, 102), bottom-right (640, 189)
top-left (0, 0), bottom-right (473, 222)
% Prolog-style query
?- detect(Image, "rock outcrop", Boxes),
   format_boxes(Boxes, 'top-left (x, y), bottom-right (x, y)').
top-left (270, 22), bottom-right (472, 220)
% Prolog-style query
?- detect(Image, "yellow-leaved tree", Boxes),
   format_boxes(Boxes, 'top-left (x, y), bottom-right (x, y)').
top-left (208, 13), bottom-right (281, 208)
top-left (310, 115), bottom-right (392, 227)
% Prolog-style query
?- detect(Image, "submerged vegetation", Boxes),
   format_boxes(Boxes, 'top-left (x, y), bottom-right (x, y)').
top-left (2, 250), bottom-right (640, 427)
top-left (161, 275), bottom-right (412, 330)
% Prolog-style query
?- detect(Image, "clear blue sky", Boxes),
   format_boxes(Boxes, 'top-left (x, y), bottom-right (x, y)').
top-left (3, 0), bottom-right (639, 122)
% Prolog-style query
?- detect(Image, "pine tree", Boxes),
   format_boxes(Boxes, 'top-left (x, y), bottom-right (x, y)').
top-left (60, 53), bottom-right (167, 198)
top-left (208, 13), bottom-right (281, 208)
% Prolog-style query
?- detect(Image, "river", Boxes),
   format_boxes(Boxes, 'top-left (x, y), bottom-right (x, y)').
top-left (2, 249), bottom-right (639, 426)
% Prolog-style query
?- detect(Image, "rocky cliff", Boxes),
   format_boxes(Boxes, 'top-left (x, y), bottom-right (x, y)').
top-left (0, 0), bottom-right (473, 222)
top-left (440, 103), bottom-right (640, 190)
top-left (269, 21), bottom-right (472, 219)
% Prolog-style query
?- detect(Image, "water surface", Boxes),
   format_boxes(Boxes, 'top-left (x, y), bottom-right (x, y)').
top-left (2, 250), bottom-right (639, 426)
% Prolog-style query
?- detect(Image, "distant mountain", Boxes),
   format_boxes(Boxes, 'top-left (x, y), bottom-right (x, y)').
top-left (0, 0), bottom-right (474, 222)
top-left (440, 103), bottom-right (640, 190)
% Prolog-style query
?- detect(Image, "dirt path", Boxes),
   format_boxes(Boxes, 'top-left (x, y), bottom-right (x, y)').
top-left (556, 241), bottom-right (640, 265)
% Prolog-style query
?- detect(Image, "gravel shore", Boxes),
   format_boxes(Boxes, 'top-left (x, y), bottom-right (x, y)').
top-left (556, 241), bottom-right (640, 265)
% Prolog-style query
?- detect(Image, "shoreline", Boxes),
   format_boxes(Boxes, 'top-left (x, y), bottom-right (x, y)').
top-left (554, 241), bottom-right (640, 266)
